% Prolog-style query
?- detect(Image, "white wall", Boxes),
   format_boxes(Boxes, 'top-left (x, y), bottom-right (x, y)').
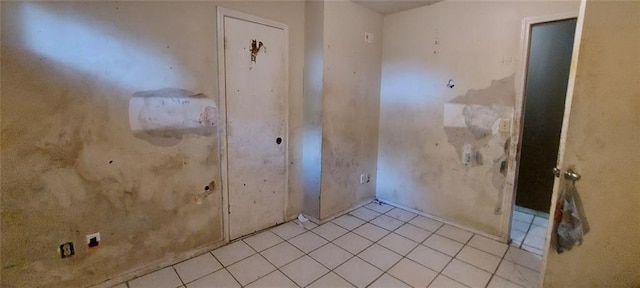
top-left (0, 2), bottom-right (304, 287)
top-left (320, 1), bottom-right (383, 219)
top-left (377, 1), bottom-right (579, 236)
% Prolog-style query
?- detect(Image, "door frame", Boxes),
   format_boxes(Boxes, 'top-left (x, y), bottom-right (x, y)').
top-left (216, 7), bottom-right (290, 243)
top-left (501, 12), bottom-right (579, 243)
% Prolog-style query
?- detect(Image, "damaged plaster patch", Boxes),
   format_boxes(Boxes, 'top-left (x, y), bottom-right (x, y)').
top-left (129, 88), bottom-right (217, 145)
top-left (443, 75), bottom-right (516, 214)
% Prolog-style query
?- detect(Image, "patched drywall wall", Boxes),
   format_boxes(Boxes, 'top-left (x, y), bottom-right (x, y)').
top-left (543, 1), bottom-right (640, 286)
top-left (0, 1), bottom-right (304, 287)
top-left (377, 1), bottom-right (579, 236)
top-left (320, 1), bottom-right (383, 219)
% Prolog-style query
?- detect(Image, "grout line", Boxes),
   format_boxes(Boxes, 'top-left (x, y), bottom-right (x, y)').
top-left (171, 265), bottom-right (186, 287)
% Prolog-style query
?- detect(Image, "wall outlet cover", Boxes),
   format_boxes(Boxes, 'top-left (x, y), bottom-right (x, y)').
top-left (86, 232), bottom-right (101, 249)
top-left (60, 242), bottom-right (74, 258)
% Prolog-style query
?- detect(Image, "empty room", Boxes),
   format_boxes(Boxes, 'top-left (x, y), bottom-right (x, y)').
top-left (1, 0), bottom-right (638, 287)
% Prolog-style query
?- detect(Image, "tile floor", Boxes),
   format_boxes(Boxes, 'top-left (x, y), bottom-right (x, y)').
top-left (510, 209), bottom-right (549, 256)
top-left (116, 202), bottom-right (544, 288)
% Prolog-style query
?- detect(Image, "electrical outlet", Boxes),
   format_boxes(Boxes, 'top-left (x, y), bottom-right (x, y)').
top-left (499, 118), bottom-right (511, 133)
top-left (86, 232), bottom-right (100, 250)
top-left (364, 32), bottom-right (374, 43)
top-left (60, 242), bottom-right (74, 258)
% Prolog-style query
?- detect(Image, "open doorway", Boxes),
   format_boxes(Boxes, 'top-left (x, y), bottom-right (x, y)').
top-left (511, 17), bottom-right (577, 255)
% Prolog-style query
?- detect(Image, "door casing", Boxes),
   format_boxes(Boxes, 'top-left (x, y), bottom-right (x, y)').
top-left (501, 12), bottom-right (579, 243)
top-left (216, 7), bottom-right (289, 243)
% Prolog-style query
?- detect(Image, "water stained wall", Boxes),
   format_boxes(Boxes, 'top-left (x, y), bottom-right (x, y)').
top-left (377, 1), bottom-right (579, 237)
top-left (0, 1), bottom-right (305, 287)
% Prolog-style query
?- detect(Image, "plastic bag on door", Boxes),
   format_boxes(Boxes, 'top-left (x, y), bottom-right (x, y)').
top-left (555, 181), bottom-right (590, 253)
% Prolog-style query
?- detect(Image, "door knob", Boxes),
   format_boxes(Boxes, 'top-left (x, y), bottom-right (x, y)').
top-left (553, 167), bottom-right (581, 181)
top-left (564, 169), bottom-right (581, 181)
top-left (276, 137), bottom-right (282, 145)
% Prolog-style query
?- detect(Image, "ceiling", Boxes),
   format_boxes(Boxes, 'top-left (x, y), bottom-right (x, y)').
top-left (352, 0), bottom-right (442, 15)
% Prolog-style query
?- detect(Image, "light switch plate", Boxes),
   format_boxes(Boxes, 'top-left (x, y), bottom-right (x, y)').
top-left (364, 32), bottom-right (374, 43)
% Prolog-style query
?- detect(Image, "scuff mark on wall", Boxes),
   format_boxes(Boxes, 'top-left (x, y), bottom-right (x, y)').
top-left (443, 75), bottom-right (516, 213)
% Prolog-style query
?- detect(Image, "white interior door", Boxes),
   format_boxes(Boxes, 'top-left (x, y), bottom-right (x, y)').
top-left (221, 12), bottom-right (287, 240)
top-left (541, 1), bottom-right (640, 286)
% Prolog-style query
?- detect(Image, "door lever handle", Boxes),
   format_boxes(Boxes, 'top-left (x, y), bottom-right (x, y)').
top-left (553, 167), bottom-right (562, 177)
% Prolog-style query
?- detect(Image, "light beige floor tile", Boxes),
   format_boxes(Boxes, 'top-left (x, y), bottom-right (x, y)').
top-left (487, 275), bottom-right (526, 288)
top-left (467, 234), bottom-right (509, 257)
top-left (511, 220), bottom-right (531, 233)
top-left (243, 231), bottom-right (283, 252)
top-left (174, 253), bottom-right (222, 284)
top-left (335, 257), bottom-right (383, 288)
top-left (456, 246), bottom-right (501, 273)
top-left (129, 267), bottom-right (183, 288)
top-left (333, 232), bottom-right (373, 254)
top-left (270, 222), bottom-right (307, 240)
top-left (521, 245), bottom-right (544, 256)
top-left (513, 211), bottom-right (534, 223)
top-left (350, 207), bottom-right (381, 221)
top-left (526, 225), bottom-right (547, 239)
top-left (436, 225), bottom-right (473, 243)
top-left (510, 229), bottom-right (526, 247)
top-left (186, 269), bottom-right (240, 288)
top-left (358, 244), bottom-right (402, 271)
top-left (308, 272), bottom-right (355, 288)
top-left (354, 223), bottom-right (389, 242)
top-left (260, 241), bottom-right (304, 268)
top-left (406, 245), bottom-right (451, 272)
top-left (313, 222), bottom-right (349, 241)
top-left (365, 202), bottom-right (394, 214)
top-left (332, 215), bottom-right (366, 231)
top-left (423, 234), bottom-right (464, 256)
top-left (281, 256), bottom-right (328, 287)
top-left (245, 270), bottom-right (298, 288)
top-left (308, 243), bottom-right (353, 269)
top-left (369, 274), bottom-right (411, 288)
top-left (288, 231), bottom-right (328, 253)
top-left (212, 240), bottom-right (255, 266)
top-left (442, 259), bottom-right (491, 288)
top-left (370, 215), bottom-right (404, 231)
top-left (428, 274), bottom-right (467, 288)
top-left (523, 235), bottom-right (545, 250)
top-left (378, 233), bottom-right (419, 256)
top-left (385, 208), bottom-right (417, 222)
top-left (495, 260), bottom-right (539, 288)
top-left (295, 219), bottom-right (319, 230)
top-left (532, 216), bottom-right (548, 227)
top-left (395, 223), bottom-right (432, 243)
top-left (409, 216), bottom-right (443, 232)
top-left (388, 258), bottom-right (437, 288)
top-left (503, 247), bottom-right (542, 272)
top-left (227, 254), bottom-right (275, 286)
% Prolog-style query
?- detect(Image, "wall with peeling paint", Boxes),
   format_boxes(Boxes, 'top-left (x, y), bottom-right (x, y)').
top-left (0, 1), bottom-right (304, 287)
top-left (319, 1), bottom-right (383, 219)
top-left (377, 1), bottom-right (579, 237)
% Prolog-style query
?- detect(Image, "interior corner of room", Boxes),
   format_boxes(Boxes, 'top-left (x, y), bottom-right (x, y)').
top-left (1, 0), bottom-right (638, 287)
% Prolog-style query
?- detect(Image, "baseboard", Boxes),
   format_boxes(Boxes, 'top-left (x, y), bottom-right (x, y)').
top-left (377, 198), bottom-right (506, 243)
top-left (88, 239), bottom-right (226, 288)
